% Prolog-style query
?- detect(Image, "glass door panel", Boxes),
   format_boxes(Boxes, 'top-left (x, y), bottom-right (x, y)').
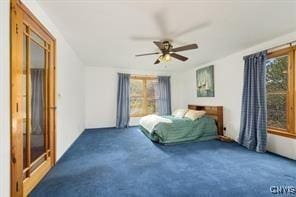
top-left (22, 27), bottom-right (49, 177)
top-left (29, 34), bottom-right (46, 164)
top-left (31, 31), bottom-right (46, 47)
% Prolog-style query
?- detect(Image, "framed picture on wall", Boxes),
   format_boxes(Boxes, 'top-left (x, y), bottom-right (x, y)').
top-left (196, 65), bottom-right (215, 97)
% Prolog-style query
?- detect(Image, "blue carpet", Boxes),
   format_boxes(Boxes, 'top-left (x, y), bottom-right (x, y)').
top-left (30, 127), bottom-right (296, 197)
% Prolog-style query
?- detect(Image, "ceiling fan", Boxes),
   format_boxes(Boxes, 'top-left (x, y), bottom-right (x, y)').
top-left (135, 41), bottom-right (198, 64)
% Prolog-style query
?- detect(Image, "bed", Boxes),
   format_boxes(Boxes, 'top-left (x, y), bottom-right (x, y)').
top-left (139, 105), bottom-right (224, 144)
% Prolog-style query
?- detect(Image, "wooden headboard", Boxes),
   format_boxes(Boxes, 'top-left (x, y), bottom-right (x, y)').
top-left (188, 105), bottom-right (224, 136)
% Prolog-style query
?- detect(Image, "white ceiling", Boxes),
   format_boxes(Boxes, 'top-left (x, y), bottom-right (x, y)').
top-left (37, 0), bottom-right (296, 71)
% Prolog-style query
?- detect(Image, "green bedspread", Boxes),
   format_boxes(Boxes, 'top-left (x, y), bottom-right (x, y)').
top-left (140, 116), bottom-right (218, 144)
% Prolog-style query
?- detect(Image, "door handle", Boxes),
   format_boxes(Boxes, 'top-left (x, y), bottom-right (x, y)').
top-left (50, 106), bottom-right (57, 110)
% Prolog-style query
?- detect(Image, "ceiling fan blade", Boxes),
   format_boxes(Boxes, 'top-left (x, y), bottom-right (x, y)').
top-left (130, 36), bottom-right (162, 41)
top-left (153, 41), bottom-right (163, 50)
top-left (135, 52), bottom-right (160, 57)
top-left (154, 58), bottom-right (160, 64)
top-left (170, 53), bottom-right (188, 61)
top-left (154, 10), bottom-right (169, 37)
top-left (172, 22), bottom-right (210, 38)
top-left (171, 44), bottom-right (198, 52)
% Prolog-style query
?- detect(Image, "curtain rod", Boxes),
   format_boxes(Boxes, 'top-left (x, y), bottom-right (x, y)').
top-left (267, 40), bottom-right (296, 52)
top-left (130, 74), bottom-right (157, 78)
top-left (245, 40), bottom-right (296, 58)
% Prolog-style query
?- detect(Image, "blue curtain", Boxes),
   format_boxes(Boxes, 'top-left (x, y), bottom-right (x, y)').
top-left (116, 73), bottom-right (130, 128)
top-left (238, 51), bottom-right (267, 152)
top-left (157, 76), bottom-right (172, 115)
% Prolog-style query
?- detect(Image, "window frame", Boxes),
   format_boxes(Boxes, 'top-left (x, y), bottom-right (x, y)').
top-left (267, 46), bottom-right (296, 139)
top-left (129, 76), bottom-right (158, 117)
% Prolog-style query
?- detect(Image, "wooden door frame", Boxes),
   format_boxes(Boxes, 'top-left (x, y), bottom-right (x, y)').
top-left (10, 0), bottom-right (56, 196)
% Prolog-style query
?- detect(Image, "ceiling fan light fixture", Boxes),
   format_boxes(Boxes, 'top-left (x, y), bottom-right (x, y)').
top-left (164, 54), bottom-right (171, 61)
top-left (158, 54), bottom-right (171, 62)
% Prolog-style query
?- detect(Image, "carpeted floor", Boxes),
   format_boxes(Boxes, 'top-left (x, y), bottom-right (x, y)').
top-left (30, 127), bottom-right (296, 197)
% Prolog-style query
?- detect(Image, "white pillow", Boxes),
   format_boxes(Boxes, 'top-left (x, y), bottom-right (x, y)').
top-left (172, 109), bottom-right (188, 118)
top-left (184, 110), bottom-right (206, 121)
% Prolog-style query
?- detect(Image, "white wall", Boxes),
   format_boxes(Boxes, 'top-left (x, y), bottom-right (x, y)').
top-left (172, 31), bottom-right (296, 160)
top-left (85, 66), bottom-right (172, 128)
top-left (0, 1), bottom-right (86, 196)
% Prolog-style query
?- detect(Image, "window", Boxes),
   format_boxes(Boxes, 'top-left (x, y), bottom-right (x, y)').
top-left (130, 76), bottom-right (158, 117)
top-left (266, 47), bottom-right (295, 138)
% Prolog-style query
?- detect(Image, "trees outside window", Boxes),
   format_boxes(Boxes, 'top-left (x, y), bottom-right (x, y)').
top-left (130, 76), bottom-right (158, 117)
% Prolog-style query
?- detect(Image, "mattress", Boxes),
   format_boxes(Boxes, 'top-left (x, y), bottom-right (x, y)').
top-left (139, 115), bottom-right (218, 144)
